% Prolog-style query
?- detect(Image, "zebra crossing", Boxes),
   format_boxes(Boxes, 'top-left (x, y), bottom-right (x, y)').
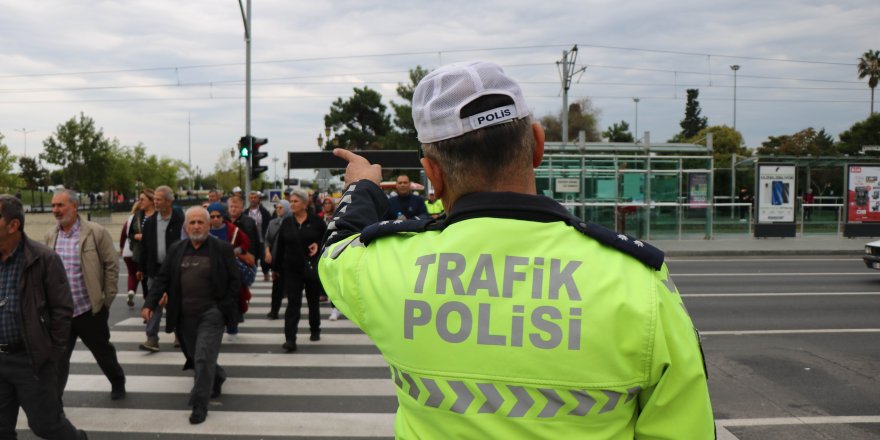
top-left (18, 281), bottom-right (398, 439)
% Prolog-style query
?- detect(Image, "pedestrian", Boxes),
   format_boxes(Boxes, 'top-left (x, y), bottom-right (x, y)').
top-left (46, 189), bottom-right (126, 401)
top-left (136, 185), bottom-right (185, 352)
top-left (225, 196), bottom-right (257, 337)
top-left (0, 194), bottom-right (87, 439)
top-left (141, 206), bottom-right (240, 425)
top-left (126, 188), bottom-right (156, 306)
top-left (206, 202), bottom-right (254, 341)
top-left (273, 189), bottom-right (326, 352)
top-left (320, 61), bottom-right (714, 438)
top-left (247, 191), bottom-right (271, 282)
top-left (383, 174), bottom-right (427, 220)
top-left (803, 188), bottom-right (815, 221)
top-left (263, 200), bottom-right (291, 320)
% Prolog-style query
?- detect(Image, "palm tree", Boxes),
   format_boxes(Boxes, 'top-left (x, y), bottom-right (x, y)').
top-left (858, 49), bottom-right (880, 115)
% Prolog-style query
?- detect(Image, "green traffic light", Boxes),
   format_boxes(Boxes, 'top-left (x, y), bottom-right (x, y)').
top-left (240, 147), bottom-right (250, 158)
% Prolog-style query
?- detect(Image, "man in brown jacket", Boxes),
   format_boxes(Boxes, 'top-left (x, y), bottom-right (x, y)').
top-left (46, 189), bottom-right (126, 401)
top-left (0, 194), bottom-right (87, 439)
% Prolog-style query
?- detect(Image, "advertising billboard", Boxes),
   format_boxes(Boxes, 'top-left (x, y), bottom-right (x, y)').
top-left (687, 173), bottom-right (709, 208)
top-left (846, 165), bottom-right (880, 223)
top-left (757, 164), bottom-right (795, 223)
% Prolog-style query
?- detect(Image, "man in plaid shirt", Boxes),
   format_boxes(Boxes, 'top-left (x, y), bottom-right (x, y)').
top-left (46, 189), bottom-right (126, 401)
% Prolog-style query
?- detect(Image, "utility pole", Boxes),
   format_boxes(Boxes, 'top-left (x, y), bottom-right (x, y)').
top-left (730, 65), bottom-right (740, 131)
top-left (14, 128), bottom-right (34, 156)
top-left (632, 98), bottom-right (640, 144)
top-left (238, 0), bottom-right (253, 195)
top-left (556, 45), bottom-right (586, 145)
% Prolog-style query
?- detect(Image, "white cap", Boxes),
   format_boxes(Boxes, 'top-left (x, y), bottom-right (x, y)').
top-left (412, 61), bottom-right (530, 143)
top-left (232, 186), bottom-right (242, 193)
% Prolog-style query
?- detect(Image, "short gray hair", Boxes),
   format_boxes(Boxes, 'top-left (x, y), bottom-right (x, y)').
top-left (290, 189), bottom-right (308, 203)
top-left (53, 189), bottom-right (80, 207)
top-left (155, 185), bottom-right (175, 202)
top-left (185, 206), bottom-right (209, 222)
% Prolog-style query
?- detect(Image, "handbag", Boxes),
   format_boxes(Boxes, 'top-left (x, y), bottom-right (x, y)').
top-left (231, 227), bottom-right (257, 287)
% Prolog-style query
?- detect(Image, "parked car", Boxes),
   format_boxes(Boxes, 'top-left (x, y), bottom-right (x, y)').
top-left (863, 240), bottom-right (880, 269)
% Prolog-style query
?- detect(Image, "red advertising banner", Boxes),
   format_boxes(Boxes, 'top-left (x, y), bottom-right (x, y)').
top-left (847, 165), bottom-right (880, 223)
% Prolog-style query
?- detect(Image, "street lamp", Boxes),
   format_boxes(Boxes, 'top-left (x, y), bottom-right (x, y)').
top-left (730, 65), bottom-right (740, 131)
top-left (632, 98), bottom-right (640, 144)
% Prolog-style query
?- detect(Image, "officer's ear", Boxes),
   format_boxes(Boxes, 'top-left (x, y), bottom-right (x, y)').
top-left (532, 122), bottom-right (545, 169)
top-left (421, 156), bottom-right (445, 199)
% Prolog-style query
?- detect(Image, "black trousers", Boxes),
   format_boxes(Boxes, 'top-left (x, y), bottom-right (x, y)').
top-left (177, 306), bottom-right (226, 408)
top-left (283, 273), bottom-right (322, 342)
top-left (270, 272), bottom-right (286, 316)
top-left (0, 353), bottom-right (81, 439)
top-left (57, 307), bottom-right (126, 399)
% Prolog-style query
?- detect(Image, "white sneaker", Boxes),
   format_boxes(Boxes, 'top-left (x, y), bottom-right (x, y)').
top-left (227, 334), bottom-right (238, 342)
top-left (127, 290), bottom-right (135, 307)
top-left (329, 308), bottom-right (340, 321)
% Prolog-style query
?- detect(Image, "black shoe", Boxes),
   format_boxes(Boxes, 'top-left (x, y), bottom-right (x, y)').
top-left (310, 332), bottom-right (320, 341)
top-left (110, 382), bottom-right (126, 400)
top-left (78, 429), bottom-right (88, 440)
top-left (211, 376), bottom-right (226, 398)
top-left (189, 405), bottom-right (208, 424)
top-left (266, 312), bottom-right (278, 320)
top-left (282, 341), bottom-right (297, 352)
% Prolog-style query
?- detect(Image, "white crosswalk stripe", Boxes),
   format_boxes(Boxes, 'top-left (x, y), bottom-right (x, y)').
top-left (19, 280), bottom-right (398, 438)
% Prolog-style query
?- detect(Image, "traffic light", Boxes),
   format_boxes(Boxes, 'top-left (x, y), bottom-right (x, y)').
top-left (238, 136), bottom-right (250, 158)
top-left (251, 136), bottom-right (268, 178)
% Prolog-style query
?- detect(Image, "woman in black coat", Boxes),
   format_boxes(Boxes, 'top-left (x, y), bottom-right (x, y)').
top-left (272, 190), bottom-right (326, 352)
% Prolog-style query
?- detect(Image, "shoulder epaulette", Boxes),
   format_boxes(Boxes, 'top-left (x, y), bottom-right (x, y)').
top-left (565, 218), bottom-right (664, 270)
top-left (359, 217), bottom-right (442, 246)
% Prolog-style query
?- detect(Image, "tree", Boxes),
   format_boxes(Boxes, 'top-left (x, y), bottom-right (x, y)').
top-left (388, 66), bottom-right (430, 150)
top-left (670, 89), bottom-right (708, 142)
top-left (323, 87), bottom-right (393, 150)
top-left (602, 121), bottom-right (634, 142)
top-left (18, 156), bottom-right (48, 191)
top-left (837, 113), bottom-right (880, 155)
top-left (687, 125), bottom-right (749, 167)
top-left (41, 113), bottom-right (112, 191)
top-left (540, 98), bottom-right (601, 142)
top-left (756, 128), bottom-right (838, 156)
top-left (0, 133), bottom-right (19, 190)
top-left (858, 49), bottom-right (880, 115)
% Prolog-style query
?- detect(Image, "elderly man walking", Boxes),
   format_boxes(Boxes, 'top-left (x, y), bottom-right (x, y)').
top-left (0, 194), bottom-right (87, 439)
top-left (142, 206), bottom-right (240, 424)
top-left (46, 189), bottom-right (126, 401)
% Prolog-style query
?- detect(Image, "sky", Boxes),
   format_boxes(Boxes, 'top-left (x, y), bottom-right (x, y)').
top-left (0, 0), bottom-right (877, 183)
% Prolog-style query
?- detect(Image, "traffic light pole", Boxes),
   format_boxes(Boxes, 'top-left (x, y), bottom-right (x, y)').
top-left (239, 0), bottom-right (252, 196)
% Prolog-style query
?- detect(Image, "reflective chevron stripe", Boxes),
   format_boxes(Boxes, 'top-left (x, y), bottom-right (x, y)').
top-left (388, 366), bottom-right (641, 418)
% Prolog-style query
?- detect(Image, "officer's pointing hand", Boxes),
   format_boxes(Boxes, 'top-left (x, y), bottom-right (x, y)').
top-left (333, 148), bottom-right (382, 188)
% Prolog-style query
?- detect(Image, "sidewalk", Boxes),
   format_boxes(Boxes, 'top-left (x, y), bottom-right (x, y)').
top-left (21, 213), bottom-right (866, 257)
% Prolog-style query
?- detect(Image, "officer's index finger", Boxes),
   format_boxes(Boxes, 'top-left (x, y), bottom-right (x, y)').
top-left (333, 148), bottom-right (369, 165)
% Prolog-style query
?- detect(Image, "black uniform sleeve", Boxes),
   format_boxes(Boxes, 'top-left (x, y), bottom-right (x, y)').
top-left (323, 180), bottom-right (389, 248)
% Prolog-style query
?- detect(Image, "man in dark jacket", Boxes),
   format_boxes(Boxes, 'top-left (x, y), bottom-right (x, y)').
top-left (141, 206), bottom-right (240, 425)
top-left (383, 174), bottom-right (428, 220)
top-left (246, 191), bottom-right (271, 281)
top-left (136, 186), bottom-right (185, 352)
top-left (0, 195), bottom-right (86, 439)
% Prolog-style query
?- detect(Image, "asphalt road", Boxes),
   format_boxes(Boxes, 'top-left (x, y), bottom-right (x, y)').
top-left (15, 255), bottom-right (880, 439)
top-left (668, 256), bottom-right (880, 440)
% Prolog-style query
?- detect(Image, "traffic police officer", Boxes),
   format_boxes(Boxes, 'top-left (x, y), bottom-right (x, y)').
top-left (320, 61), bottom-right (714, 439)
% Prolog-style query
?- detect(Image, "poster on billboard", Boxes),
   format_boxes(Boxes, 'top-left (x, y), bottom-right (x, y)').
top-left (688, 173), bottom-right (709, 208)
top-left (757, 164), bottom-right (796, 223)
top-left (846, 165), bottom-right (880, 223)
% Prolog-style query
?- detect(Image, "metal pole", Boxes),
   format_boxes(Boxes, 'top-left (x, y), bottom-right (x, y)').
top-left (239, 0), bottom-right (253, 196)
top-left (188, 113), bottom-right (193, 192)
top-left (633, 98), bottom-right (639, 144)
top-left (730, 152), bottom-right (736, 219)
top-left (556, 45), bottom-right (585, 146)
top-left (14, 128), bottom-right (33, 157)
top-left (730, 65), bottom-right (740, 131)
